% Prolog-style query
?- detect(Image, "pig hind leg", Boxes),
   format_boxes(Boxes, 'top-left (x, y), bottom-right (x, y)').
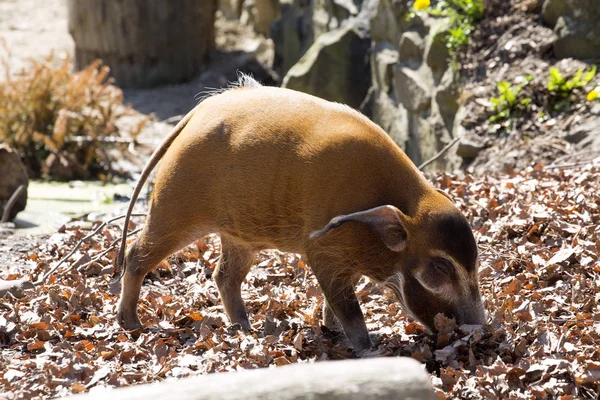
top-left (213, 235), bottom-right (257, 331)
top-left (117, 222), bottom-right (207, 330)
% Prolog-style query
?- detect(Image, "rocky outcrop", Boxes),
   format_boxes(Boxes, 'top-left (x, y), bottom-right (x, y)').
top-left (542, 0), bottom-right (600, 59)
top-left (0, 144), bottom-right (28, 222)
top-left (366, 1), bottom-right (461, 169)
top-left (282, 22), bottom-right (371, 109)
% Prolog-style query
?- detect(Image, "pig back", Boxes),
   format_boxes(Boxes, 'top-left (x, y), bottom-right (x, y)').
top-left (152, 86), bottom-right (428, 254)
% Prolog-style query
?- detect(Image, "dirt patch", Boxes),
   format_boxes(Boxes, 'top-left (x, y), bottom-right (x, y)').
top-left (457, 0), bottom-right (600, 174)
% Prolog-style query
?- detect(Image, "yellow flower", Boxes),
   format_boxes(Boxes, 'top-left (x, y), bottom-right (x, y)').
top-left (587, 88), bottom-right (599, 102)
top-left (413, 0), bottom-right (430, 11)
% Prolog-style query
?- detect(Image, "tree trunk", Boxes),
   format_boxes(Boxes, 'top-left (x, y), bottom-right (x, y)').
top-left (67, 0), bottom-right (217, 88)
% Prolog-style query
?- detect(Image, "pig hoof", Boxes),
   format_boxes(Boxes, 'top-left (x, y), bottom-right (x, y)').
top-left (369, 332), bottom-right (383, 347)
top-left (116, 310), bottom-right (143, 331)
top-left (228, 322), bottom-right (252, 333)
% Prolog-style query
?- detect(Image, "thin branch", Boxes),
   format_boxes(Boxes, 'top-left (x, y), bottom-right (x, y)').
top-left (33, 213), bottom-right (146, 286)
top-left (545, 156), bottom-right (600, 170)
top-left (418, 137), bottom-right (461, 170)
top-left (77, 227), bottom-right (142, 273)
top-left (1, 184), bottom-right (26, 223)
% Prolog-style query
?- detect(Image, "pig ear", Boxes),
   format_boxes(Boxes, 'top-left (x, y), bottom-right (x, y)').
top-left (309, 205), bottom-right (409, 252)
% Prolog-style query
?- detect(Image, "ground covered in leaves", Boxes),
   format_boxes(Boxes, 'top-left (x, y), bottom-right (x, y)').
top-left (1, 164), bottom-right (599, 399)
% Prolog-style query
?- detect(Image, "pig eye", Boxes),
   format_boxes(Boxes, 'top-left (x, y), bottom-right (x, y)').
top-left (431, 258), bottom-right (455, 277)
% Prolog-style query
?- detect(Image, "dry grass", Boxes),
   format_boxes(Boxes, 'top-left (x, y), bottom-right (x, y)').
top-left (0, 47), bottom-right (147, 181)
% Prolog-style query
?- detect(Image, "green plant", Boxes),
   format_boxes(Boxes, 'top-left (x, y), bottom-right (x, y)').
top-left (488, 76), bottom-right (533, 124)
top-left (428, 0), bottom-right (484, 53)
top-left (546, 66), bottom-right (596, 110)
top-left (0, 51), bottom-right (148, 181)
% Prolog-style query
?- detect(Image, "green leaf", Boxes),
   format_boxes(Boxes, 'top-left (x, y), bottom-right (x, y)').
top-left (549, 67), bottom-right (563, 84)
top-left (583, 65), bottom-right (597, 85)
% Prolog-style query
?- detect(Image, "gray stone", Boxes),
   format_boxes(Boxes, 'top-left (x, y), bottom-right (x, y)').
top-left (398, 31), bottom-right (425, 68)
top-left (313, 0), bottom-right (359, 37)
top-left (66, 357), bottom-right (437, 400)
top-left (370, 89), bottom-right (410, 149)
top-left (370, 0), bottom-right (407, 44)
top-left (541, 0), bottom-right (569, 27)
top-left (567, 117), bottom-right (600, 150)
top-left (272, 0), bottom-right (314, 74)
top-left (456, 137), bottom-right (486, 159)
top-left (553, 16), bottom-right (600, 59)
top-left (371, 41), bottom-right (399, 93)
top-left (435, 68), bottom-right (459, 132)
top-left (426, 27), bottom-right (451, 84)
top-left (393, 65), bottom-right (433, 112)
top-left (541, 0), bottom-right (600, 59)
top-left (405, 113), bottom-right (430, 165)
top-left (218, 0), bottom-right (243, 19)
top-left (282, 23), bottom-right (371, 109)
top-left (0, 144), bottom-right (28, 222)
top-left (250, 0), bottom-right (279, 35)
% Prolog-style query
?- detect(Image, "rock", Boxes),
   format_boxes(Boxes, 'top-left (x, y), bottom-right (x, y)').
top-left (312, 0), bottom-right (360, 37)
top-left (66, 357), bottom-right (437, 400)
top-left (371, 41), bottom-right (399, 93)
top-left (370, 0), bottom-right (406, 44)
top-left (541, 0), bottom-right (600, 59)
top-left (218, 0), bottom-right (243, 19)
top-left (541, 0), bottom-right (568, 27)
top-left (456, 136), bottom-right (486, 159)
top-left (398, 31), bottom-right (425, 68)
top-left (0, 144), bottom-right (29, 222)
top-left (553, 17), bottom-right (600, 60)
top-left (252, 0), bottom-right (279, 35)
top-left (435, 68), bottom-right (460, 132)
top-left (567, 117), bottom-right (600, 150)
top-left (426, 27), bottom-right (451, 84)
top-left (271, 0), bottom-right (314, 74)
top-left (282, 23), bottom-right (371, 109)
top-left (366, 88), bottom-right (410, 148)
top-left (393, 66), bottom-right (433, 112)
top-left (241, 0), bottom-right (279, 36)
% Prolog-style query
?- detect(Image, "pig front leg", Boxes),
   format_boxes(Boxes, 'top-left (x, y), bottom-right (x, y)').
top-left (314, 271), bottom-right (373, 352)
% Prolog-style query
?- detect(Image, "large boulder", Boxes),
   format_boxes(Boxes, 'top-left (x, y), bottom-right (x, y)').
top-left (0, 144), bottom-right (29, 222)
top-left (542, 0), bottom-right (600, 59)
top-left (282, 22), bottom-right (371, 109)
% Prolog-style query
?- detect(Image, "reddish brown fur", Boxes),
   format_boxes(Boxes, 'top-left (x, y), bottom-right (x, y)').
top-left (116, 79), bottom-right (485, 354)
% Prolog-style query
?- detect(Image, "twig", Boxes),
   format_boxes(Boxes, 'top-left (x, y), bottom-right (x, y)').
top-left (33, 213), bottom-right (146, 286)
top-left (1, 184), bottom-right (26, 223)
top-left (77, 228), bottom-right (143, 273)
top-left (418, 137), bottom-right (461, 170)
top-left (550, 149), bottom-right (599, 166)
top-left (545, 156), bottom-right (600, 170)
